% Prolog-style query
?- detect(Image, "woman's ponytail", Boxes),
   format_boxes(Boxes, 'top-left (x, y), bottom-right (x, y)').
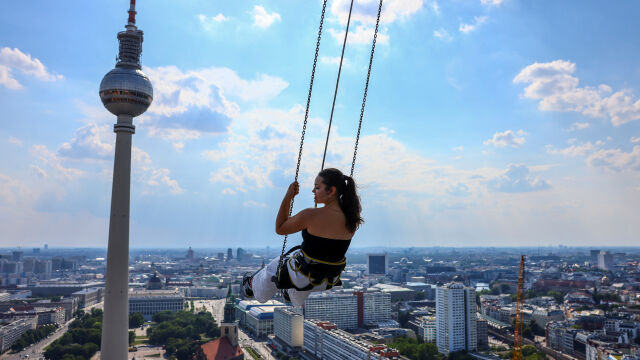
top-left (318, 168), bottom-right (363, 233)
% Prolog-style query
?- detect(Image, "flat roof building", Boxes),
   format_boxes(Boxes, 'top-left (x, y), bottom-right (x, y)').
top-left (129, 290), bottom-right (185, 320)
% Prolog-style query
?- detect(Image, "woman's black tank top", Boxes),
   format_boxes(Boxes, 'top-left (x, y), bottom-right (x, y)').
top-left (301, 229), bottom-right (351, 263)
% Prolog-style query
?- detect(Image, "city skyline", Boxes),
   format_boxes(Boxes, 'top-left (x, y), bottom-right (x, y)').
top-left (2, 1), bottom-right (640, 248)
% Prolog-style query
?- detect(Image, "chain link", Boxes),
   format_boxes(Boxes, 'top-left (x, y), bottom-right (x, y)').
top-left (275, 0), bottom-right (327, 281)
top-left (351, 0), bottom-right (383, 177)
top-left (321, 0), bottom-right (354, 172)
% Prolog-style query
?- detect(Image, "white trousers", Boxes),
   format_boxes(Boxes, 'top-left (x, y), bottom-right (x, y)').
top-left (253, 254), bottom-right (329, 308)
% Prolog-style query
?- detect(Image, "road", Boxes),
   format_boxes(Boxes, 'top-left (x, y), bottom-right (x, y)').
top-left (3, 302), bottom-right (104, 360)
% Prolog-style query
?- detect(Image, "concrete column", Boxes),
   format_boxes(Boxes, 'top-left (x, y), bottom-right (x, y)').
top-left (101, 114), bottom-right (135, 360)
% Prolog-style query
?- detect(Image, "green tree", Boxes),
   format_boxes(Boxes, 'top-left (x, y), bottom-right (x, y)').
top-left (129, 312), bottom-right (144, 328)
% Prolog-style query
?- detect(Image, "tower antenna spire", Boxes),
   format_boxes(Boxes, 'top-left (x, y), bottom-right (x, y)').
top-left (127, 0), bottom-right (137, 29)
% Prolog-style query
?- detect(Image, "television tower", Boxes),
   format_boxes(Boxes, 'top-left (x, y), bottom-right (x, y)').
top-left (99, 1), bottom-right (153, 359)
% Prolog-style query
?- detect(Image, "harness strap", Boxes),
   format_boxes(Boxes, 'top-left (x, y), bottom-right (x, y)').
top-left (272, 247), bottom-right (346, 291)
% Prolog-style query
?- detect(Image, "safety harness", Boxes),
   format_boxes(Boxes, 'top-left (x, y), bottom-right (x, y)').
top-left (271, 245), bottom-right (346, 291)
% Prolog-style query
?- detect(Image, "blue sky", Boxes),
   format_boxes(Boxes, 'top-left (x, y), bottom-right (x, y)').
top-left (1, 0), bottom-right (639, 248)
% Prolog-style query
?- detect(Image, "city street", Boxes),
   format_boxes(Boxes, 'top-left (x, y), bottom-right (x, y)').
top-left (3, 302), bottom-right (104, 360)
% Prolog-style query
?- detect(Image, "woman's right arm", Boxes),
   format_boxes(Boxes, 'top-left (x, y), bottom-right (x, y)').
top-left (275, 181), bottom-right (312, 235)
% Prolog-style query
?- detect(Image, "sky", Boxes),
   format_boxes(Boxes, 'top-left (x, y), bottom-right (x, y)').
top-left (1, 0), bottom-right (639, 249)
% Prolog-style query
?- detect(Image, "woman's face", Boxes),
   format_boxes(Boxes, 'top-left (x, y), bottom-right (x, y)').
top-left (313, 176), bottom-right (335, 204)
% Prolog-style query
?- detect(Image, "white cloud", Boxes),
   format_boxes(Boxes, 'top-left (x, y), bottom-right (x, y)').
top-left (488, 164), bottom-right (550, 193)
top-left (252, 6), bottom-right (281, 29)
top-left (328, 25), bottom-right (390, 45)
top-left (8, 136), bottom-right (23, 146)
top-left (320, 56), bottom-right (350, 66)
top-left (0, 173), bottom-right (33, 205)
top-left (131, 146), bottom-right (184, 196)
top-left (198, 13), bottom-right (229, 31)
top-left (147, 168), bottom-right (184, 195)
top-left (631, 137), bottom-right (640, 144)
top-left (243, 200), bottom-right (267, 208)
top-left (330, 0), bottom-right (423, 25)
top-left (57, 124), bottom-right (113, 160)
top-left (546, 140), bottom-right (600, 157)
top-left (452, 146), bottom-right (464, 152)
top-left (459, 16), bottom-right (488, 34)
top-left (569, 122), bottom-right (590, 131)
top-left (483, 129), bottom-right (526, 148)
top-left (147, 128), bottom-right (203, 141)
top-left (30, 165), bottom-right (48, 179)
top-left (433, 28), bottom-right (452, 41)
top-left (0, 47), bottom-right (62, 90)
top-left (31, 145), bottom-right (84, 181)
top-left (587, 146), bottom-right (640, 172)
top-left (514, 60), bottom-right (640, 126)
top-left (481, 0), bottom-right (504, 6)
top-left (172, 142), bottom-right (185, 152)
top-left (222, 188), bottom-right (237, 195)
top-left (431, 2), bottom-right (440, 15)
top-left (142, 65), bottom-right (288, 142)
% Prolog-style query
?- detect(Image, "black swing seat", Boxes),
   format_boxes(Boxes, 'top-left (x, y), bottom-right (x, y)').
top-left (272, 245), bottom-right (346, 292)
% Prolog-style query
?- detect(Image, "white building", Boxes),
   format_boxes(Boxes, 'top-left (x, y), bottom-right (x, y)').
top-left (0, 317), bottom-right (37, 353)
top-left (305, 293), bottom-right (358, 330)
top-left (436, 283), bottom-right (477, 355)
top-left (246, 306), bottom-right (281, 338)
top-left (274, 306), bottom-right (303, 349)
top-left (363, 291), bottom-right (391, 326)
top-left (418, 316), bottom-right (436, 343)
top-left (303, 319), bottom-right (400, 360)
top-left (598, 251), bottom-right (614, 271)
top-left (128, 290), bottom-right (185, 320)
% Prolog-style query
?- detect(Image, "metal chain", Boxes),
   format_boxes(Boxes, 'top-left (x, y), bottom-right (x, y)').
top-left (275, 0), bottom-right (327, 281)
top-left (351, 0), bottom-right (383, 177)
top-left (321, 0), bottom-right (355, 171)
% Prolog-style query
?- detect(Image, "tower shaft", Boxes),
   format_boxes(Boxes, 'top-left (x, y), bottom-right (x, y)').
top-left (101, 115), bottom-right (135, 360)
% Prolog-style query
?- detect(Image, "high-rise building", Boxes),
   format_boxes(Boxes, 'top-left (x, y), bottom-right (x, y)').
top-left (11, 251), bottom-right (23, 262)
top-left (367, 253), bottom-right (387, 275)
top-left (187, 247), bottom-right (194, 260)
top-left (597, 251), bottom-right (613, 271)
top-left (436, 283), bottom-right (477, 355)
top-left (589, 250), bottom-right (600, 265)
top-left (274, 307), bottom-right (304, 350)
top-left (227, 248), bottom-right (233, 261)
top-left (417, 316), bottom-right (436, 343)
top-left (476, 318), bottom-right (488, 350)
top-left (237, 248), bottom-right (246, 262)
top-left (217, 252), bottom-right (224, 261)
top-left (361, 291), bottom-right (391, 326)
top-left (305, 293), bottom-right (358, 330)
top-left (100, 0), bottom-right (154, 357)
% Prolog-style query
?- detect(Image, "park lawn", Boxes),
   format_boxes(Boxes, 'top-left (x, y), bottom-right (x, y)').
top-left (244, 346), bottom-right (261, 360)
top-left (132, 336), bottom-right (148, 345)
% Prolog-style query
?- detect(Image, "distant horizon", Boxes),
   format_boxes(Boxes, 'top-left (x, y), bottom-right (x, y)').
top-left (3, 245), bottom-right (640, 251)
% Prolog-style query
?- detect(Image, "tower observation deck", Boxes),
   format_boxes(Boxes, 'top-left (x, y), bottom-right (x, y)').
top-left (99, 0), bottom-right (153, 118)
top-left (99, 1), bottom-right (153, 359)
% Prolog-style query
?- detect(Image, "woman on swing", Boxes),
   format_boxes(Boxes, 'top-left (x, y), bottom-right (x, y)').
top-left (243, 167), bottom-right (362, 307)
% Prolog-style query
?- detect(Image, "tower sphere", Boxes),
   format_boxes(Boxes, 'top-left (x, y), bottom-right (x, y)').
top-left (99, 67), bottom-right (153, 117)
